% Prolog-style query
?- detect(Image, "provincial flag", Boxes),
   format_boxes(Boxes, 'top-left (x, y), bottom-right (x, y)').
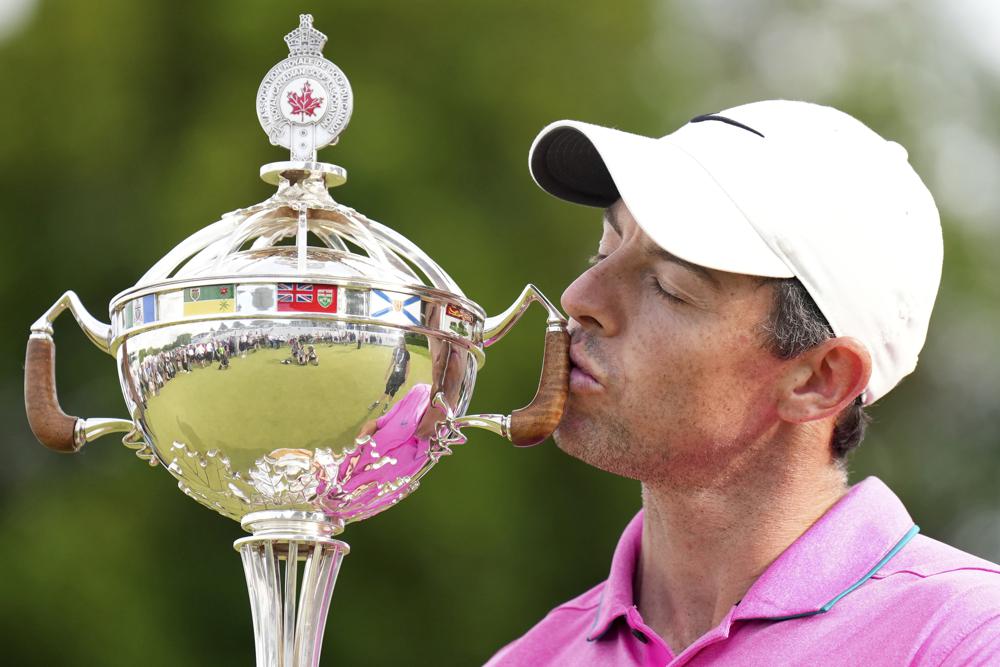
top-left (157, 290), bottom-right (184, 320)
top-left (183, 284), bottom-right (235, 316)
top-left (276, 283), bottom-right (339, 313)
top-left (442, 303), bottom-right (474, 339)
top-left (370, 289), bottom-right (421, 326)
top-left (236, 284), bottom-right (276, 313)
top-left (124, 294), bottom-right (157, 329)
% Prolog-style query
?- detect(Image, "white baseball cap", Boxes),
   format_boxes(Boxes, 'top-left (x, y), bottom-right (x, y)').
top-left (529, 100), bottom-right (943, 404)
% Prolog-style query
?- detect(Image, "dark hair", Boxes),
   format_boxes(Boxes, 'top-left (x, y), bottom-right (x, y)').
top-left (760, 278), bottom-right (870, 459)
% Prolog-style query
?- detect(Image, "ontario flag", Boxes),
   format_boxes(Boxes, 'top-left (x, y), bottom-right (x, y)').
top-left (277, 283), bottom-right (338, 313)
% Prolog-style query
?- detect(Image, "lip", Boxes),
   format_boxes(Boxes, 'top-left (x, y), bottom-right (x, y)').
top-left (569, 345), bottom-right (604, 392)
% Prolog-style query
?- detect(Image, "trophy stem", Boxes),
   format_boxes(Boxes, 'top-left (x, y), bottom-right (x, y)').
top-left (235, 511), bottom-right (349, 667)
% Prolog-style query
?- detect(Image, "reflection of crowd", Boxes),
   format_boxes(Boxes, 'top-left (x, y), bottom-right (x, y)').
top-left (137, 331), bottom-right (278, 402)
top-left (134, 325), bottom-right (430, 411)
top-left (281, 330), bottom-right (394, 365)
top-left (282, 337), bottom-right (319, 366)
top-left (325, 329), bottom-right (391, 349)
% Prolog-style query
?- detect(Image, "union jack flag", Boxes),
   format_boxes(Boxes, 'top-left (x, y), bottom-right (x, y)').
top-left (276, 283), bottom-right (338, 313)
top-left (277, 283), bottom-right (314, 304)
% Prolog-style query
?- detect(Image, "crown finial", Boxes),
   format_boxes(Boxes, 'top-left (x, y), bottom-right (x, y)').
top-left (256, 15), bottom-right (354, 169)
top-left (284, 14), bottom-right (328, 57)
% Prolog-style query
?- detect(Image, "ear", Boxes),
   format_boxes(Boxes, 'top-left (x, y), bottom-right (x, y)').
top-left (775, 337), bottom-right (872, 424)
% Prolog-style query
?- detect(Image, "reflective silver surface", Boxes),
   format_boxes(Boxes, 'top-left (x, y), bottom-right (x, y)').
top-left (119, 314), bottom-right (476, 524)
top-left (30, 290), bottom-right (111, 352)
top-left (236, 511), bottom-right (349, 667)
top-left (96, 100), bottom-right (492, 526)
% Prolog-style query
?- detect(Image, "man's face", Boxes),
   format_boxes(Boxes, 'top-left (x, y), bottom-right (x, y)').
top-left (555, 200), bottom-right (787, 485)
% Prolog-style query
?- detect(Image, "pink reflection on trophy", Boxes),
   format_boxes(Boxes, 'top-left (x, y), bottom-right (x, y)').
top-left (318, 382), bottom-right (433, 519)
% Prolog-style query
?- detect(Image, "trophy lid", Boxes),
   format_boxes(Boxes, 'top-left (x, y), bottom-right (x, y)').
top-left (116, 14), bottom-right (469, 311)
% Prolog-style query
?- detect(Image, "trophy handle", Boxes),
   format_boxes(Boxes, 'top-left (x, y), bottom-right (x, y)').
top-left (447, 284), bottom-right (570, 447)
top-left (508, 322), bottom-right (570, 445)
top-left (24, 291), bottom-right (133, 453)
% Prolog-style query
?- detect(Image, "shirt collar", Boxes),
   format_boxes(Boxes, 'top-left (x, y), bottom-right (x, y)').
top-left (587, 510), bottom-right (643, 641)
top-left (732, 476), bottom-right (917, 621)
top-left (587, 476), bottom-right (918, 640)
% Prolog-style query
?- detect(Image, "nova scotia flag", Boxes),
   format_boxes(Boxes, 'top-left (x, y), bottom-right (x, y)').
top-left (370, 289), bottom-right (421, 326)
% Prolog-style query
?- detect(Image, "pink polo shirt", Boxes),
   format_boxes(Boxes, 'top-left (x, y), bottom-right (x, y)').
top-left (486, 477), bottom-right (1000, 666)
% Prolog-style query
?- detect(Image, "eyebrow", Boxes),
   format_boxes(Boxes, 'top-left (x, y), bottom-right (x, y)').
top-left (603, 207), bottom-right (721, 289)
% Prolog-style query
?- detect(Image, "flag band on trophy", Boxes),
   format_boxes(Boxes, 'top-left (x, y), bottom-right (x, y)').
top-left (123, 293), bottom-right (158, 329)
top-left (370, 289), bottom-right (422, 325)
top-left (442, 303), bottom-right (474, 339)
top-left (276, 283), bottom-right (339, 313)
top-left (140, 284), bottom-right (432, 323)
top-left (183, 284), bottom-right (235, 316)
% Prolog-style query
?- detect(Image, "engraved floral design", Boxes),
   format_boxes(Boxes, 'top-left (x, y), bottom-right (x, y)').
top-left (163, 439), bottom-right (430, 524)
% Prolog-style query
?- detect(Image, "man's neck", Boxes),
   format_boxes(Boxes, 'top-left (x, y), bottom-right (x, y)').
top-left (635, 435), bottom-right (848, 654)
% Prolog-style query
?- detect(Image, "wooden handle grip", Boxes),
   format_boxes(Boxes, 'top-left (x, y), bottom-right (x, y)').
top-left (25, 335), bottom-right (81, 453)
top-left (509, 327), bottom-right (570, 447)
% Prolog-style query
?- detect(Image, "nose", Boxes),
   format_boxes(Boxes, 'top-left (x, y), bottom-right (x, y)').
top-left (561, 259), bottom-right (621, 337)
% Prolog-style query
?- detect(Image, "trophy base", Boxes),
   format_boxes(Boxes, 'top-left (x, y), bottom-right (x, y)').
top-left (235, 511), bottom-right (349, 667)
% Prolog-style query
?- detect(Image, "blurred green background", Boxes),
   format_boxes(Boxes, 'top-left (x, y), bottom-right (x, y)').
top-left (2, 0), bottom-right (999, 664)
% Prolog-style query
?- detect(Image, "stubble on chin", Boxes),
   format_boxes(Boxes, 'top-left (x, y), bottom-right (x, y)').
top-left (553, 404), bottom-right (646, 481)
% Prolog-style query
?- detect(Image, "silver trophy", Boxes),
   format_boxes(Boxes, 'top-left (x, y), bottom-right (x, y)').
top-left (24, 15), bottom-right (568, 667)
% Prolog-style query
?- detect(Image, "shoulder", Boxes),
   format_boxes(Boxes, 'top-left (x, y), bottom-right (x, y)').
top-left (483, 581), bottom-right (604, 666)
top-left (877, 533), bottom-right (1000, 592)
top-left (872, 534), bottom-right (1000, 665)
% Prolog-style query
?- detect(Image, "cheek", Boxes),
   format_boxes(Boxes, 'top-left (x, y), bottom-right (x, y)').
top-left (621, 311), bottom-right (776, 421)
top-left (618, 311), bottom-right (703, 407)
top-left (687, 330), bottom-right (782, 444)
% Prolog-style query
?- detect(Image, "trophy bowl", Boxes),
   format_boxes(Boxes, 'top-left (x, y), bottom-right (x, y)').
top-left (23, 15), bottom-right (568, 667)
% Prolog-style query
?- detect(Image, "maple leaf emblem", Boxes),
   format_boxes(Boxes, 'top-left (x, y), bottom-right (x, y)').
top-left (287, 81), bottom-right (324, 121)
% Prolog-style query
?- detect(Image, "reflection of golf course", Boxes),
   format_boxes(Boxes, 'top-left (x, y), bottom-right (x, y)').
top-left (144, 345), bottom-right (431, 472)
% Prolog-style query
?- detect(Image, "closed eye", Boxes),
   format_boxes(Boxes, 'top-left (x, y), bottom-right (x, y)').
top-left (649, 276), bottom-right (686, 305)
top-left (590, 254), bottom-right (687, 304)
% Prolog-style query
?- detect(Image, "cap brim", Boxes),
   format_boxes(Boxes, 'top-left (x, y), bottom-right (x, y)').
top-left (530, 122), bottom-right (621, 207)
top-left (529, 120), bottom-right (793, 279)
